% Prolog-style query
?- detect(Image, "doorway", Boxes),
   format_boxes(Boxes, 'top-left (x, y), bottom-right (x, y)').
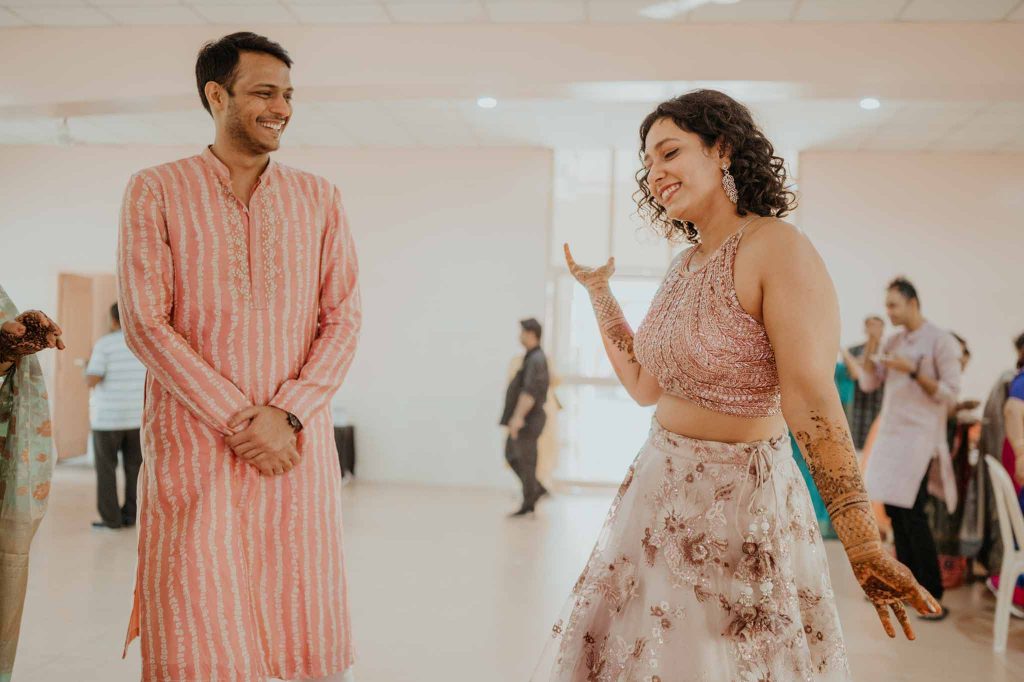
top-left (53, 273), bottom-right (117, 460)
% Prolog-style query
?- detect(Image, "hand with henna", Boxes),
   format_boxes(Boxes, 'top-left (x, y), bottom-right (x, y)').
top-left (1, 310), bottom-right (66, 363)
top-left (795, 413), bottom-right (941, 640)
top-left (849, 547), bottom-right (941, 640)
top-left (564, 243), bottom-right (615, 293)
top-left (564, 244), bottom-right (637, 361)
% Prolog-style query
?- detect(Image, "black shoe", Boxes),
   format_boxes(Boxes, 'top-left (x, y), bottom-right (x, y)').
top-left (537, 486), bottom-right (550, 500)
top-left (508, 506), bottom-right (535, 518)
top-left (91, 520), bottom-right (121, 530)
top-left (121, 519), bottom-right (136, 528)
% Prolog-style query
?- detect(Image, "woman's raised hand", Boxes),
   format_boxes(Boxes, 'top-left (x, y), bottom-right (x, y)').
top-left (564, 243), bottom-right (615, 292)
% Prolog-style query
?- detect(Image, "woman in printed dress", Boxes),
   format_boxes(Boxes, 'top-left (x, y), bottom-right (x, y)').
top-left (0, 289), bottom-right (63, 681)
top-left (532, 90), bottom-right (940, 682)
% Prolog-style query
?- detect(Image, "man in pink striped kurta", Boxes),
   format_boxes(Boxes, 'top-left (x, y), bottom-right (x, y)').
top-left (117, 33), bottom-right (360, 682)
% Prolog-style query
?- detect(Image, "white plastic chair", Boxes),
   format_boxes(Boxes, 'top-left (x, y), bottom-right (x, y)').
top-left (984, 454), bottom-right (1024, 653)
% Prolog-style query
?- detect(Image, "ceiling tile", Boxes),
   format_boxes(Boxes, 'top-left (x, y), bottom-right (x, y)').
top-left (90, 0), bottom-right (193, 6)
top-left (926, 108), bottom-right (1023, 150)
top-left (485, 1), bottom-right (586, 23)
top-left (861, 137), bottom-right (934, 151)
top-left (10, 6), bottom-right (114, 25)
top-left (1, 0), bottom-right (87, 7)
top-left (142, 110), bottom-right (212, 144)
top-left (317, 100), bottom-right (420, 145)
top-left (385, 2), bottom-right (486, 22)
top-left (687, 0), bottom-right (797, 23)
top-left (102, 5), bottom-right (205, 25)
top-left (283, 105), bottom-right (360, 147)
top-left (185, 0), bottom-right (281, 5)
top-left (795, 0), bottom-right (906, 22)
top-left (290, 3), bottom-right (390, 23)
top-left (0, 118), bottom-right (60, 145)
top-left (379, 99), bottom-right (477, 145)
top-left (587, 1), bottom-right (670, 22)
top-left (1001, 136), bottom-right (1024, 151)
top-left (868, 102), bottom-right (982, 136)
top-left (930, 136), bottom-right (1004, 152)
top-left (899, 0), bottom-right (1019, 22)
top-left (0, 7), bottom-right (26, 25)
top-left (284, 0), bottom-right (388, 4)
top-left (192, 3), bottom-right (297, 23)
top-left (985, 101), bottom-right (1024, 117)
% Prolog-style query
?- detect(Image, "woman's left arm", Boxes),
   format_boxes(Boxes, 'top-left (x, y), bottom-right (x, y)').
top-left (754, 223), bottom-right (941, 640)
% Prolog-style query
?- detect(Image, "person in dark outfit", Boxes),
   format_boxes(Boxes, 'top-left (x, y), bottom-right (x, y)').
top-left (501, 318), bottom-right (550, 517)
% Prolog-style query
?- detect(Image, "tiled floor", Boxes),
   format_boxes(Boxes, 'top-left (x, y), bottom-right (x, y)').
top-left (11, 464), bottom-right (1024, 681)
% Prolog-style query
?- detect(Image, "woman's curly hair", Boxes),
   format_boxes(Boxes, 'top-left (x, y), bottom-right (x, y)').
top-left (635, 89), bottom-right (797, 244)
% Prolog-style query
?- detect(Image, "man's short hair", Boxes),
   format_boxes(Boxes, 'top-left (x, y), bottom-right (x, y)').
top-left (864, 315), bottom-right (884, 324)
top-left (195, 32), bottom-right (292, 115)
top-left (520, 318), bottom-right (542, 340)
top-left (887, 276), bottom-right (919, 304)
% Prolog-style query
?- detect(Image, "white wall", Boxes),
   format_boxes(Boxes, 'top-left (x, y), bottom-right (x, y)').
top-left (798, 151), bottom-right (1024, 400)
top-left (0, 144), bottom-right (552, 488)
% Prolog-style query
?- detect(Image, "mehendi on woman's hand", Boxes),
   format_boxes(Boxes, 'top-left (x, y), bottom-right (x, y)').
top-left (0, 311), bottom-right (65, 362)
top-left (794, 413), bottom-right (941, 639)
top-left (589, 288), bottom-right (636, 360)
top-left (564, 244), bottom-right (638, 364)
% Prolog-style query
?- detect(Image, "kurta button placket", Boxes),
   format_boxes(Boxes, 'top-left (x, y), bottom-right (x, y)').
top-left (248, 180), bottom-right (268, 311)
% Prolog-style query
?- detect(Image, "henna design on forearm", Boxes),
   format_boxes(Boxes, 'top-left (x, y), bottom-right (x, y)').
top-left (793, 413), bottom-right (878, 555)
top-left (589, 288), bottom-right (636, 363)
top-left (794, 412), bottom-right (940, 638)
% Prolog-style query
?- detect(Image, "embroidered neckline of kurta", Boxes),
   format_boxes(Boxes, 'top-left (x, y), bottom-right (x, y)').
top-left (201, 148), bottom-right (282, 308)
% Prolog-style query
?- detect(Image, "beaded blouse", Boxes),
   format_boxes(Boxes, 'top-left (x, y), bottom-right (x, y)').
top-left (634, 228), bottom-right (782, 417)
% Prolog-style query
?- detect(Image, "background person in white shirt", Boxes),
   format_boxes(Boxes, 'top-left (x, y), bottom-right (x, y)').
top-left (85, 303), bottom-right (147, 529)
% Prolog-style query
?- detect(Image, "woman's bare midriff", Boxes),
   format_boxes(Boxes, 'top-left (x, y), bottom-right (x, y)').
top-left (654, 392), bottom-right (787, 444)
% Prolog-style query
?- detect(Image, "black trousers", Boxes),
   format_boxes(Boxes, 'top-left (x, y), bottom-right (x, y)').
top-left (93, 429), bottom-right (142, 528)
top-left (885, 474), bottom-right (944, 602)
top-left (505, 414), bottom-right (547, 510)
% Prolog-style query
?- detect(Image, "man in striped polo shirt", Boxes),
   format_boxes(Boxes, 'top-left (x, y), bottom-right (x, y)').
top-left (86, 303), bottom-right (146, 529)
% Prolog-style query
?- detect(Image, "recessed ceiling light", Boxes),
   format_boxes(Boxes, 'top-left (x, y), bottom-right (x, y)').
top-left (860, 97), bottom-right (881, 111)
top-left (477, 96), bottom-right (498, 109)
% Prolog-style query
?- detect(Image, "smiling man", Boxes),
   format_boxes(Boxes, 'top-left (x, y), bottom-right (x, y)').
top-left (117, 33), bottom-right (360, 682)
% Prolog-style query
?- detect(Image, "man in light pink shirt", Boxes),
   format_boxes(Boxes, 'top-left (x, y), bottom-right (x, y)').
top-left (858, 277), bottom-right (961, 619)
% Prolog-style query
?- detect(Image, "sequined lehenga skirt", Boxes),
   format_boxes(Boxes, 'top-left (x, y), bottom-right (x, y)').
top-left (532, 419), bottom-right (852, 682)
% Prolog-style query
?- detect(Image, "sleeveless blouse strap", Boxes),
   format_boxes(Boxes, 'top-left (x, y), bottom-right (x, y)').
top-left (723, 216), bottom-right (759, 269)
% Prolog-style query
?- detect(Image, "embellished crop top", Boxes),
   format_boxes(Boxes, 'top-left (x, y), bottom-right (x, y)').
top-left (634, 228), bottom-right (782, 417)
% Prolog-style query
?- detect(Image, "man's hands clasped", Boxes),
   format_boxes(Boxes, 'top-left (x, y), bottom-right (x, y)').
top-left (227, 406), bottom-right (301, 477)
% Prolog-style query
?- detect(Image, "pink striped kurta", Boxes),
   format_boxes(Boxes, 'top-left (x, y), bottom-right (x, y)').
top-left (117, 148), bottom-right (361, 682)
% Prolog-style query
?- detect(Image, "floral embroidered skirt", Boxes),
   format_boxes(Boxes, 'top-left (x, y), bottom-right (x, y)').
top-left (532, 419), bottom-right (851, 682)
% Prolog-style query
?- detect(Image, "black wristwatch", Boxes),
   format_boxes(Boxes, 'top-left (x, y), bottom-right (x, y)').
top-left (285, 412), bottom-right (303, 433)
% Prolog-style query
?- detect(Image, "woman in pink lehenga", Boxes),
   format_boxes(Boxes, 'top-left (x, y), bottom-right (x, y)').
top-left (532, 90), bottom-right (940, 682)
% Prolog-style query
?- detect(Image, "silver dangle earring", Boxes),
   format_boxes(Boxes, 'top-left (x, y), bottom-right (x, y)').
top-left (721, 161), bottom-right (738, 204)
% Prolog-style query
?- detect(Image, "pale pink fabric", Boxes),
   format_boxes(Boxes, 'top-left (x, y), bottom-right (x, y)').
top-left (117, 148), bottom-right (361, 682)
top-left (634, 228), bottom-right (781, 418)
